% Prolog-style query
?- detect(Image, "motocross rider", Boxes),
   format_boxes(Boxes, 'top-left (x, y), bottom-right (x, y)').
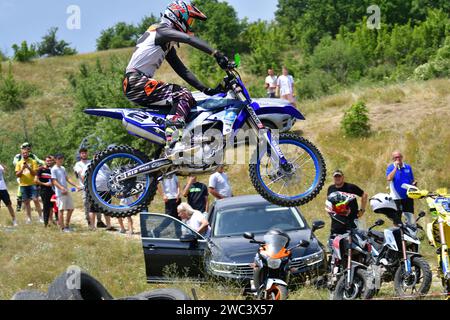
top-left (123, 1), bottom-right (229, 154)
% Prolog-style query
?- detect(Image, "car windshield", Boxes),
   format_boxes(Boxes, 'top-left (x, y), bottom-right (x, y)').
top-left (213, 204), bottom-right (305, 237)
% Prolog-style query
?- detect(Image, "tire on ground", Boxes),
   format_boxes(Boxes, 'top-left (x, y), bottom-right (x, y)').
top-left (47, 270), bottom-right (114, 300)
top-left (11, 290), bottom-right (49, 300)
top-left (135, 288), bottom-right (191, 300)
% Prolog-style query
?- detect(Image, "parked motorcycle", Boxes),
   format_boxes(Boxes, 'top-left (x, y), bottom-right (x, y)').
top-left (369, 193), bottom-right (432, 297)
top-left (243, 228), bottom-right (315, 300)
top-left (325, 192), bottom-right (375, 300)
top-left (404, 184), bottom-right (450, 298)
top-left (328, 225), bottom-right (375, 300)
top-left (84, 55), bottom-right (326, 217)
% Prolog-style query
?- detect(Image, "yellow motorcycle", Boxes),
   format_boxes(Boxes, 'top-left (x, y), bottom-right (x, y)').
top-left (404, 183), bottom-right (450, 298)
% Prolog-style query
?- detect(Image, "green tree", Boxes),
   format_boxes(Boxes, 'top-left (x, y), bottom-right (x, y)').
top-left (37, 27), bottom-right (77, 57)
top-left (188, 0), bottom-right (245, 85)
top-left (136, 15), bottom-right (159, 35)
top-left (244, 21), bottom-right (286, 76)
top-left (12, 41), bottom-right (38, 62)
top-left (0, 50), bottom-right (7, 61)
top-left (97, 22), bottom-right (138, 50)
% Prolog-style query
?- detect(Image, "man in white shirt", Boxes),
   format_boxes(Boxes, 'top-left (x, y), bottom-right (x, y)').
top-left (276, 66), bottom-right (296, 106)
top-left (51, 154), bottom-right (80, 232)
top-left (264, 69), bottom-right (278, 98)
top-left (73, 148), bottom-right (106, 229)
top-left (0, 163), bottom-right (17, 226)
top-left (155, 174), bottom-right (181, 237)
top-left (208, 165), bottom-right (232, 200)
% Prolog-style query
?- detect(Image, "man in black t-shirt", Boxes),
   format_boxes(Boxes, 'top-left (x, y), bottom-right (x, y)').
top-left (182, 176), bottom-right (209, 213)
top-left (34, 155), bottom-right (56, 227)
top-left (327, 170), bottom-right (368, 234)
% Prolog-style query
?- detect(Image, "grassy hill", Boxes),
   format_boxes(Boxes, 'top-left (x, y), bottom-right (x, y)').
top-left (0, 48), bottom-right (449, 299)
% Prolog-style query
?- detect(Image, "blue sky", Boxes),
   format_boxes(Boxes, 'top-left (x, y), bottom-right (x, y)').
top-left (0, 0), bottom-right (278, 56)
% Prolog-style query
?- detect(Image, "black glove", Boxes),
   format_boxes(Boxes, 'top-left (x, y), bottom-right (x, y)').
top-left (214, 51), bottom-right (229, 70)
top-left (203, 86), bottom-right (225, 96)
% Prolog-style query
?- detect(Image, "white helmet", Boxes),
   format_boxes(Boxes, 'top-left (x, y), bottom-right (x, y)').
top-left (370, 193), bottom-right (397, 215)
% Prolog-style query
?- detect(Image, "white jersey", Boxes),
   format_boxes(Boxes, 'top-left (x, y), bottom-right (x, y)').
top-left (126, 26), bottom-right (175, 77)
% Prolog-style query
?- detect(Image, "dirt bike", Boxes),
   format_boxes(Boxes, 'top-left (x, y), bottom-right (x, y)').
top-left (366, 211), bottom-right (431, 298)
top-left (243, 230), bottom-right (311, 300)
top-left (84, 55), bottom-right (326, 217)
top-left (405, 183), bottom-right (450, 298)
top-left (327, 219), bottom-right (375, 300)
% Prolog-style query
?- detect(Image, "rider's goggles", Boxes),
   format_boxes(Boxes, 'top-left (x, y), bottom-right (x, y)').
top-left (187, 17), bottom-right (195, 28)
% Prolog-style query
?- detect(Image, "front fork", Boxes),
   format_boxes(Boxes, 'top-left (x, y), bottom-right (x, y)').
top-left (245, 105), bottom-right (288, 166)
top-left (401, 229), bottom-right (412, 274)
top-left (346, 235), bottom-right (354, 289)
top-left (438, 220), bottom-right (450, 279)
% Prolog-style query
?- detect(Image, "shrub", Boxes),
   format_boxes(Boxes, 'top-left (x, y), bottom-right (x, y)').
top-left (12, 41), bottom-right (38, 62)
top-left (341, 101), bottom-right (371, 137)
top-left (0, 65), bottom-right (35, 112)
top-left (297, 69), bottom-right (338, 99)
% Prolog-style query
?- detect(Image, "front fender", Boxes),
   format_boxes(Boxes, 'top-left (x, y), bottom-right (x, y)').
top-left (255, 106), bottom-right (305, 120)
top-left (265, 278), bottom-right (288, 291)
top-left (233, 102), bottom-right (305, 131)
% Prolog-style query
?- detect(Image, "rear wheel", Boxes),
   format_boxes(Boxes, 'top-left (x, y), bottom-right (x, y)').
top-left (85, 145), bottom-right (159, 218)
top-left (394, 257), bottom-right (432, 298)
top-left (249, 133), bottom-right (326, 207)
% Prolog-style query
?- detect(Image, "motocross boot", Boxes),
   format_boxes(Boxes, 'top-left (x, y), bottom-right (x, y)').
top-left (164, 115), bottom-right (186, 157)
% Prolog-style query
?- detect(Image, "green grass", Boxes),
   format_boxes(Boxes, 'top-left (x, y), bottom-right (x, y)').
top-left (1, 49), bottom-right (449, 300)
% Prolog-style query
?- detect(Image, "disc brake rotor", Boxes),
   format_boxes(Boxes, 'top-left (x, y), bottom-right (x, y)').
top-left (107, 166), bottom-right (146, 198)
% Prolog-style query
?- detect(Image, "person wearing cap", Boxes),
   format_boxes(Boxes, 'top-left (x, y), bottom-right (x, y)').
top-left (15, 147), bottom-right (43, 224)
top-left (12, 142), bottom-right (44, 213)
top-left (327, 170), bottom-right (368, 232)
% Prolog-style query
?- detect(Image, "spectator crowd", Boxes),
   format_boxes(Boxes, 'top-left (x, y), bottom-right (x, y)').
top-left (1, 141), bottom-right (418, 239)
top-left (0, 143), bottom-right (234, 237)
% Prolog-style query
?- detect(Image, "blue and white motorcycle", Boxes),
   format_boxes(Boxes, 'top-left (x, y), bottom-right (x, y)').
top-left (84, 57), bottom-right (326, 217)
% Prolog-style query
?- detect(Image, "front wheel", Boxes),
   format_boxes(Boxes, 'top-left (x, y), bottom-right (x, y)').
top-left (333, 269), bottom-right (374, 300)
top-left (249, 133), bottom-right (326, 207)
top-left (85, 145), bottom-right (159, 218)
top-left (264, 284), bottom-right (288, 300)
top-left (394, 257), bottom-right (432, 298)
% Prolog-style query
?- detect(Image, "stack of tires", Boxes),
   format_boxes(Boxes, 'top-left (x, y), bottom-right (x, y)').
top-left (11, 270), bottom-right (190, 300)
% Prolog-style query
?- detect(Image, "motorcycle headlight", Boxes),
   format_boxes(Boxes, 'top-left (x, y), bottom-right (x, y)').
top-left (267, 257), bottom-right (282, 269)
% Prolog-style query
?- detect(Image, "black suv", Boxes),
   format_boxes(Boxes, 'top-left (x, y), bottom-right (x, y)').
top-left (140, 195), bottom-right (326, 286)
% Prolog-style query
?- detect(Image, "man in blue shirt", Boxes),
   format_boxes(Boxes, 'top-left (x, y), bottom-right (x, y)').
top-left (386, 150), bottom-right (417, 217)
